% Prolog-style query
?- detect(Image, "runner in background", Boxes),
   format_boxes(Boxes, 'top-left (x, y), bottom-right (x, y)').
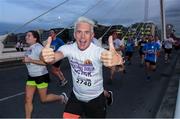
top-left (143, 35), bottom-right (160, 81)
top-left (49, 29), bottom-right (68, 86)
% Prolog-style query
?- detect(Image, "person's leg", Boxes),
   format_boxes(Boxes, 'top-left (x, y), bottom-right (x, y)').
top-left (59, 68), bottom-right (65, 80)
top-left (63, 92), bottom-right (83, 119)
top-left (125, 52), bottom-right (129, 64)
top-left (164, 49), bottom-right (168, 63)
top-left (127, 55), bottom-right (130, 64)
top-left (51, 65), bottom-right (67, 86)
top-left (25, 84), bottom-right (36, 119)
top-left (126, 52), bottom-right (131, 65)
top-left (145, 61), bottom-right (151, 80)
top-left (169, 48), bottom-right (172, 56)
top-left (151, 64), bottom-right (156, 72)
top-left (128, 52), bottom-right (133, 64)
top-left (110, 67), bottom-right (115, 80)
top-left (165, 53), bottom-right (168, 63)
top-left (37, 84), bottom-right (67, 103)
top-left (16, 48), bottom-right (19, 52)
top-left (168, 49), bottom-right (172, 61)
top-left (85, 93), bottom-right (106, 118)
top-left (59, 67), bottom-right (68, 86)
top-left (141, 54), bottom-right (145, 65)
top-left (51, 66), bottom-right (65, 81)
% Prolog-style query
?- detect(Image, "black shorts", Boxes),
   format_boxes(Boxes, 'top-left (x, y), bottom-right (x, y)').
top-left (27, 73), bottom-right (50, 84)
top-left (139, 50), bottom-right (145, 56)
top-left (145, 59), bottom-right (156, 65)
top-left (52, 60), bottom-right (62, 68)
top-left (64, 92), bottom-right (106, 118)
top-left (125, 51), bottom-right (133, 57)
top-left (164, 48), bottom-right (172, 54)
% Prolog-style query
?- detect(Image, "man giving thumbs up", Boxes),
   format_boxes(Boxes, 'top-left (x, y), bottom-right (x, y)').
top-left (101, 35), bottom-right (124, 66)
top-left (41, 16), bottom-right (123, 118)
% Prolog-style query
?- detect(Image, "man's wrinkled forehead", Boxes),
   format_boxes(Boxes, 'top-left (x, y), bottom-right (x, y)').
top-left (75, 22), bottom-right (92, 31)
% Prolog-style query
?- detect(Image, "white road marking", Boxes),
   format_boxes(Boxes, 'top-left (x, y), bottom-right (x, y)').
top-left (0, 92), bottom-right (25, 102)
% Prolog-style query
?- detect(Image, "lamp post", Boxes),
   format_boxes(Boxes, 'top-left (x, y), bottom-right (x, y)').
top-left (160, 0), bottom-right (166, 40)
top-left (144, 0), bottom-right (149, 22)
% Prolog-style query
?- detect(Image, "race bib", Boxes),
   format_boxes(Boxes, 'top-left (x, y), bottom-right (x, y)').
top-left (76, 77), bottom-right (92, 87)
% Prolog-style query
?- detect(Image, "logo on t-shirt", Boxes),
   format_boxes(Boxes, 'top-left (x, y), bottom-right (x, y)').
top-left (70, 59), bottom-right (94, 77)
top-left (70, 59), bottom-right (95, 87)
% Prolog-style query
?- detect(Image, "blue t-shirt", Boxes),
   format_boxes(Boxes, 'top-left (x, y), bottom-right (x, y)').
top-left (125, 40), bottom-right (134, 52)
top-left (143, 42), bottom-right (160, 62)
top-left (51, 37), bottom-right (65, 52)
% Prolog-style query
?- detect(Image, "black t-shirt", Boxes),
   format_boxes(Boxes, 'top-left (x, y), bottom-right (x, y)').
top-left (138, 41), bottom-right (147, 51)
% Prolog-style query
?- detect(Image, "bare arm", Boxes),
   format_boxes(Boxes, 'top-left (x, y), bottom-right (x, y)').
top-left (54, 51), bottom-right (65, 63)
top-left (30, 59), bottom-right (46, 65)
top-left (23, 57), bottom-right (46, 65)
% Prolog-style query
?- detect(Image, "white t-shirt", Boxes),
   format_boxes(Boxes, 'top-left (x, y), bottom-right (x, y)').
top-left (25, 43), bottom-right (48, 77)
top-left (16, 42), bottom-right (20, 48)
top-left (20, 43), bottom-right (24, 48)
top-left (58, 42), bottom-right (105, 102)
top-left (164, 37), bottom-right (174, 49)
top-left (113, 38), bottom-right (124, 49)
top-left (113, 38), bottom-right (124, 55)
top-left (156, 40), bottom-right (162, 48)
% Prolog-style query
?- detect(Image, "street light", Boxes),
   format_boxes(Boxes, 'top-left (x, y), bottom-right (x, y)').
top-left (58, 16), bottom-right (61, 20)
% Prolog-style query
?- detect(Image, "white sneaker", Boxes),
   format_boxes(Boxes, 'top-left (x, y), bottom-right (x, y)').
top-left (61, 92), bottom-right (68, 104)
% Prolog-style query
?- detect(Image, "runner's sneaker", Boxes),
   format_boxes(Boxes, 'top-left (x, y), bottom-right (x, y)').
top-left (60, 79), bottom-right (68, 86)
top-left (106, 91), bottom-right (113, 106)
top-left (61, 92), bottom-right (68, 104)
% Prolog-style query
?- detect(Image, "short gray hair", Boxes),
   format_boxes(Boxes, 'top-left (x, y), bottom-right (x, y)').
top-left (74, 16), bottom-right (95, 33)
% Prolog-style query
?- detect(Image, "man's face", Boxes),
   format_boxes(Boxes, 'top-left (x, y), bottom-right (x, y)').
top-left (148, 35), bottom-right (154, 42)
top-left (74, 22), bottom-right (94, 51)
top-left (112, 32), bottom-right (117, 40)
